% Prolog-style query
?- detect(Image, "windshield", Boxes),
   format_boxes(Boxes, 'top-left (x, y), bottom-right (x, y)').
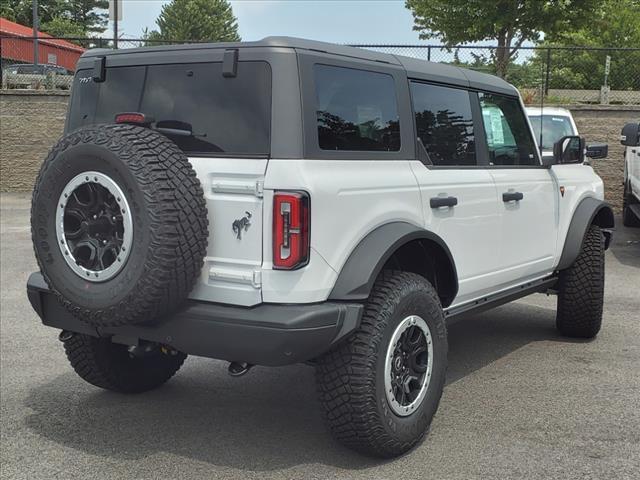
top-left (67, 61), bottom-right (272, 156)
top-left (528, 115), bottom-right (575, 151)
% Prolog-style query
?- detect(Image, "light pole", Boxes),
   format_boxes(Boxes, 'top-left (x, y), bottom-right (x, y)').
top-left (32, 0), bottom-right (39, 65)
top-left (114, 0), bottom-right (118, 49)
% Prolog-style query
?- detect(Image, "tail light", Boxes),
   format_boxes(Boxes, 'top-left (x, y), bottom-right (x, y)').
top-left (273, 191), bottom-right (310, 270)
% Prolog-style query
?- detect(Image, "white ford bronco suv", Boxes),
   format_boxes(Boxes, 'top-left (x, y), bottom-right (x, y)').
top-left (27, 38), bottom-right (614, 458)
top-left (622, 121), bottom-right (640, 226)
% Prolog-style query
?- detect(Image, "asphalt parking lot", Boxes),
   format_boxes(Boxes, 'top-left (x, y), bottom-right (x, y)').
top-left (1, 192), bottom-right (639, 480)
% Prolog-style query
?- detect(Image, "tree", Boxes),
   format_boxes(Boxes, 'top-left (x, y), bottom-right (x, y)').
top-left (40, 16), bottom-right (86, 37)
top-left (1, 0), bottom-right (62, 27)
top-left (0, 0), bottom-right (107, 35)
top-left (405, 0), bottom-right (600, 78)
top-left (66, 0), bottom-right (109, 35)
top-left (146, 0), bottom-right (240, 43)
top-left (521, 0), bottom-right (640, 91)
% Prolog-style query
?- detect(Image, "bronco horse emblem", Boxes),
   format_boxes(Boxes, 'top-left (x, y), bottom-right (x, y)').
top-left (232, 211), bottom-right (252, 240)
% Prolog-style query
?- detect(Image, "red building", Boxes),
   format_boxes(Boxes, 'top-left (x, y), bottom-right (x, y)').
top-left (1, 17), bottom-right (85, 71)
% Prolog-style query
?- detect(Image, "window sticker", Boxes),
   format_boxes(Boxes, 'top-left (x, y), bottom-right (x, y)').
top-left (489, 108), bottom-right (505, 145)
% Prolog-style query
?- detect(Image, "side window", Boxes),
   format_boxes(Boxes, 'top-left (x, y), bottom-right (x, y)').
top-left (479, 93), bottom-right (538, 166)
top-left (18, 65), bottom-right (38, 74)
top-left (410, 82), bottom-right (476, 166)
top-left (314, 64), bottom-right (400, 151)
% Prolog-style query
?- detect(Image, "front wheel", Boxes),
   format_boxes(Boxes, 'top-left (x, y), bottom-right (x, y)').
top-left (315, 271), bottom-right (447, 458)
top-left (556, 225), bottom-right (605, 338)
top-left (63, 333), bottom-right (186, 393)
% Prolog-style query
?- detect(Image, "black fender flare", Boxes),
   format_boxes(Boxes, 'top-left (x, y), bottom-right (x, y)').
top-left (557, 197), bottom-right (614, 271)
top-left (328, 222), bottom-right (458, 305)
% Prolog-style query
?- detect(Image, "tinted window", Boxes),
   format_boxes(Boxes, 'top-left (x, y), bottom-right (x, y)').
top-left (410, 82), bottom-right (476, 166)
top-left (17, 65), bottom-right (41, 74)
top-left (528, 115), bottom-right (575, 150)
top-left (479, 93), bottom-right (538, 166)
top-left (95, 66), bottom-right (146, 121)
top-left (67, 62), bottom-right (272, 155)
top-left (315, 65), bottom-right (400, 151)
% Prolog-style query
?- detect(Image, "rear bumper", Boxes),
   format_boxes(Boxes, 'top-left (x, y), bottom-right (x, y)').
top-left (27, 272), bottom-right (362, 366)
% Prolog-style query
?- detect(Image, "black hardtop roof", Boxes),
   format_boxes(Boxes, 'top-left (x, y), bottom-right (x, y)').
top-left (81, 36), bottom-right (518, 97)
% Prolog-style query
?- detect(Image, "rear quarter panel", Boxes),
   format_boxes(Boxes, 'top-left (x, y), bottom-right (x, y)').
top-left (262, 159), bottom-right (423, 303)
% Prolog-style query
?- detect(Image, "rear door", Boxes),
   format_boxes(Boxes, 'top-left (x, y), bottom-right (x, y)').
top-left (67, 59), bottom-right (273, 306)
top-left (409, 81), bottom-right (502, 306)
top-left (478, 93), bottom-right (558, 285)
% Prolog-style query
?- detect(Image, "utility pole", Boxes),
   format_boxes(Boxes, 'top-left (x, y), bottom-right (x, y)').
top-left (32, 0), bottom-right (39, 65)
top-left (114, 0), bottom-right (118, 49)
top-left (110, 0), bottom-right (122, 49)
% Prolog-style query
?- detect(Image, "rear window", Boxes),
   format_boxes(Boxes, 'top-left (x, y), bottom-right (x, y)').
top-left (67, 61), bottom-right (272, 156)
top-left (410, 82), bottom-right (476, 166)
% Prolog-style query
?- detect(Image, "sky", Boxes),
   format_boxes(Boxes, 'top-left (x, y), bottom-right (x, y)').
top-left (112, 0), bottom-right (424, 44)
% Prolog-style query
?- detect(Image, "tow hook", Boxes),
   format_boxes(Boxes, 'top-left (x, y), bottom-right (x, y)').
top-left (58, 330), bottom-right (74, 342)
top-left (228, 361), bottom-right (254, 377)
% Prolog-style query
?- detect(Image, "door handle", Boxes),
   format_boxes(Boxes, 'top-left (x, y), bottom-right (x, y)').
top-left (430, 196), bottom-right (458, 208)
top-left (502, 191), bottom-right (524, 202)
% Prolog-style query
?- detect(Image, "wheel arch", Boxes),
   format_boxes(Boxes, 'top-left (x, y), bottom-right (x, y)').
top-left (557, 196), bottom-right (614, 271)
top-left (328, 222), bottom-right (458, 308)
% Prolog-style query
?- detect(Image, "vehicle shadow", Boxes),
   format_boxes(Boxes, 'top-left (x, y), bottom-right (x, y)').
top-left (608, 218), bottom-right (640, 268)
top-left (24, 301), bottom-right (569, 472)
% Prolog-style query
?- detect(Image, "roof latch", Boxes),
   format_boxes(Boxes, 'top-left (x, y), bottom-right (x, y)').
top-left (222, 49), bottom-right (239, 78)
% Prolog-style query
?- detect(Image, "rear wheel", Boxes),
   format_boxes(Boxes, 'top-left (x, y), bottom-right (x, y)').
top-left (316, 271), bottom-right (447, 458)
top-left (63, 333), bottom-right (186, 394)
top-left (556, 225), bottom-right (605, 338)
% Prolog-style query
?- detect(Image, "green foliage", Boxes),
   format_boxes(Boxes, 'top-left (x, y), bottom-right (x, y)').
top-left (0, 0), bottom-right (108, 35)
top-left (40, 16), bottom-right (85, 37)
top-left (146, 0), bottom-right (240, 42)
top-left (405, 0), bottom-right (600, 77)
top-left (537, 0), bottom-right (640, 90)
top-left (66, 0), bottom-right (109, 35)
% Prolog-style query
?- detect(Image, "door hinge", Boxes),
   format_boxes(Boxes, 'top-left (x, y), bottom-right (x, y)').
top-left (208, 268), bottom-right (262, 289)
top-left (255, 180), bottom-right (264, 198)
top-left (210, 179), bottom-right (264, 198)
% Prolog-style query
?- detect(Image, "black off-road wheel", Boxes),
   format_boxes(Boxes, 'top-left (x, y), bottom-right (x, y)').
top-left (63, 333), bottom-right (186, 394)
top-left (316, 271), bottom-right (447, 458)
top-left (31, 124), bottom-right (208, 327)
top-left (556, 225), bottom-right (605, 338)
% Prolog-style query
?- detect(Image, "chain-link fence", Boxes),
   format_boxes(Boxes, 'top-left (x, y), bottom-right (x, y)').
top-left (2, 36), bottom-right (639, 104)
top-left (353, 44), bottom-right (640, 105)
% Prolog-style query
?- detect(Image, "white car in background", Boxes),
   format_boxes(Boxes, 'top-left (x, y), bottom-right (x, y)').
top-left (526, 107), bottom-right (608, 162)
top-left (621, 121), bottom-right (640, 226)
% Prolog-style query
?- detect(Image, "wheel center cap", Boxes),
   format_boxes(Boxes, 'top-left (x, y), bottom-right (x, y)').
top-left (394, 356), bottom-right (403, 371)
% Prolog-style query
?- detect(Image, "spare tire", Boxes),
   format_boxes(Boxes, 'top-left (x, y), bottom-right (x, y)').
top-left (31, 124), bottom-right (208, 327)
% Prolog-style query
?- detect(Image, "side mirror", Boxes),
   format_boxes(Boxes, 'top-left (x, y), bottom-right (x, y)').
top-left (586, 142), bottom-right (608, 159)
top-left (553, 135), bottom-right (586, 164)
top-left (621, 122), bottom-right (640, 147)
